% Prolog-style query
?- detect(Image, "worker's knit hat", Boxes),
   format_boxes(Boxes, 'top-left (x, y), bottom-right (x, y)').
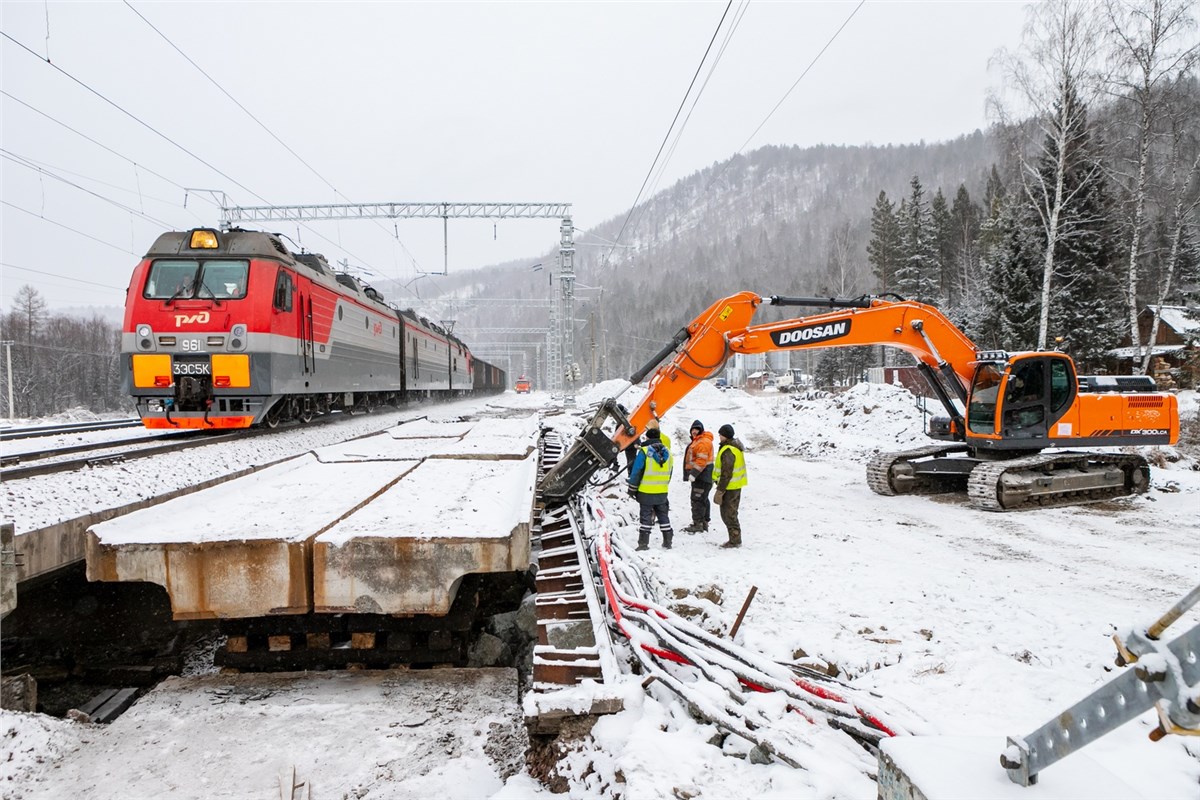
top-left (644, 428), bottom-right (661, 440)
top-left (691, 420), bottom-right (704, 433)
top-left (718, 424), bottom-right (735, 439)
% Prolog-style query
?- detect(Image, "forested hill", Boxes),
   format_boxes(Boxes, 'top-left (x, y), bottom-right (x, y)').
top-left (417, 132), bottom-right (1003, 379)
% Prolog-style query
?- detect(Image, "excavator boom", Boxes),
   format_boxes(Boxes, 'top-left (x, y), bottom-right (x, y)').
top-left (539, 291), bottom-right (1177, 510)
top-left (542, 292), bottom-right (978, 503)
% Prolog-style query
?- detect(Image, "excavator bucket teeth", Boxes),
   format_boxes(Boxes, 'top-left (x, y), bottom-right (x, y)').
top-left (541, 425), bottom-right (622, 504)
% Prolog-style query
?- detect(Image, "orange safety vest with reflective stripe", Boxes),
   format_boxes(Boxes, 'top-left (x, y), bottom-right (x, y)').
top-left (637, 445), bottom-right (673, 494)
top-left (713, 443), bottom-right (747, 490)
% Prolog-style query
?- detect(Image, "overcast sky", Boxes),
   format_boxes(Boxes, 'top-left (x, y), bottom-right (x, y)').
top-left (1, 1), bottom-right (1032, 312)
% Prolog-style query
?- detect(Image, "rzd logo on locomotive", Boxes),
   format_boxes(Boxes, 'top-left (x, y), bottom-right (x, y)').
top-left (770, 319), bottom-right (851, 347)
top-left (174, 311), bottom-right (211, 327)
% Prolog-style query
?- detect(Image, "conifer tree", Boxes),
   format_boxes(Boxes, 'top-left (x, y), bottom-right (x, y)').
top-left (930, 188), bottom-right (956, 307)
top-left (866, 191), bottom-right (901, 294)
top-left (895, 176), bottom-right (940, 301)
top-left (949, 185), bottom-right (982, 316)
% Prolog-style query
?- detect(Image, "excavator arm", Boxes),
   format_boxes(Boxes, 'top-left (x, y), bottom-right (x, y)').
top-left (540, 292), bottom-right (982, 503)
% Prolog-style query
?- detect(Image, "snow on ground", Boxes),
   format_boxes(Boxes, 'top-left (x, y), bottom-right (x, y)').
top-left (3, 394), bottom-right (542, 534)
top-left (549, 382), bottom-right (1200, 799)
top-left (3, 385), bottom-right (1198, 799)
top-left (4, 669), bottom-right (528, 800)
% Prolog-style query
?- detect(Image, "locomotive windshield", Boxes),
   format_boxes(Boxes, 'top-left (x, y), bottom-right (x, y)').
top-left (144, 259), bottom-right (249, 301)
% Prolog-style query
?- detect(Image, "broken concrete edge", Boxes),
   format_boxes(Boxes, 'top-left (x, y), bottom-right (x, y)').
top-left (85, 533), bottom-right (311, 620)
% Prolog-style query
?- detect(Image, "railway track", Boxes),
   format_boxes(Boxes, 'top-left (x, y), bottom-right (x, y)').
top-left (0, 414), bottom-right (340, 481)
top-left (0, 418), bottom-right (143, 441)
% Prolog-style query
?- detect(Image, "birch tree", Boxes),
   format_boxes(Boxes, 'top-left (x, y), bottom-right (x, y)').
top-left (1103, 0), bottom-right (1199, 370)
top-left (991, 0), bottom-right (1107, 348)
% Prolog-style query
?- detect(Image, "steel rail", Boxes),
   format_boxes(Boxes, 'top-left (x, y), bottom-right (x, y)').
top-left (0, 414), bottom-right (342, 481)
top-left (1, 430), bottom-right (203, 467)
top-left (0, 418), bottom-right (142, 441)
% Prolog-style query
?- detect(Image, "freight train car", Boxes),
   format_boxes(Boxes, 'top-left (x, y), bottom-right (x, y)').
top-left (122, 228), bottom-right (504, 428)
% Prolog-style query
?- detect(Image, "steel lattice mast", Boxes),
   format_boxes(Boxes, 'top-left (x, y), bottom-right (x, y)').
top-left (219, 201), bottom-right (578, 398)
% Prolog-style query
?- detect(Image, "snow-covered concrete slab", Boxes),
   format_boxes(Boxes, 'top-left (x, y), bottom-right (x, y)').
top-left (387, 418), bottom-right (476, 438)
top-left (879, 736), bottom-right (1145, 800)
top-left (313, 414), bottom-right (537, 463)
top-left (86, 456), bottom-right (415, 619)
top-left (312, 432), bottom-right (448, 462)
top-left (12, 669), bottom-right (526, 800)
top-left (314, 455), bottom-right (537, 615)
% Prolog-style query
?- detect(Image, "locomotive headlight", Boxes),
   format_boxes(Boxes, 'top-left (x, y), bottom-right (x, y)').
top-left (230, 323), bottom-right (247, 351)
top-left (189, 229), bottom-right (220, 249)
top-left (136, 324), bottom-right (154, 351)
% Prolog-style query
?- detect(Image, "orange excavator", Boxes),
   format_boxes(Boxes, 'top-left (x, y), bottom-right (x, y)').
top-left (540, 292), bottom-right (1179, 511)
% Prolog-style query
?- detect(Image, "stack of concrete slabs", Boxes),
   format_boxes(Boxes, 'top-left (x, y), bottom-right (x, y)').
top-left (86, 455), bottom-right (414, 619)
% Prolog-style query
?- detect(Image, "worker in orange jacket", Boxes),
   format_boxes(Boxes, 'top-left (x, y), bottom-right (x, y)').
top-left (682, 420), bottom-right (714, 533)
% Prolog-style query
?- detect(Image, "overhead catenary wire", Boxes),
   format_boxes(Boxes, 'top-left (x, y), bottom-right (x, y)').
top-left (704, 0), bottom-right (866, 193)
top-left (605, 0), bottom-right (735, 266)
top-left (1, 200), bottom-right (138, 255)
top-left (122, 1), bottom-right (426, 292)
top-left (0, 29), bottom-right (403, 299)
top-left (3, 150), bottom-right (176, 229)
top-left (645, 0), bottom-right (751, 202)
top-left (0, 89), bottom-right (218, 209)
top-left (1, 262), bottom-right (126, 291)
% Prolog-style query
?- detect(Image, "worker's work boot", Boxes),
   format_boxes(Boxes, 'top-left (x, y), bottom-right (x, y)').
top-left (719, 540), bottom-right (741, 548)
top-left (683, 522), bottom-right (707, 533)
top-left (636, 533), bottom-right (650, 552)
top-left (662, 535), bottom-right (673, 550)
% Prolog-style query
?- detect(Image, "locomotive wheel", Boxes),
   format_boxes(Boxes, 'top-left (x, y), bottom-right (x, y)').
top-left (299, 401), bottom-right (314, 424)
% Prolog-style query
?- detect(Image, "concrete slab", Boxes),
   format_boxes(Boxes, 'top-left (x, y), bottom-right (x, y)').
top-left (314, 455), bottom-right (537, 615)
top-left (313, 415), bottom-right (537, 463)
top-left (86, 455), bottom-right (415, 619)
top-left (19, 669), bottom-right (526, 800)
top-left (878, 736), bottom-right (1145, 800)
top-left (387, 418), bottom-right (476, 438)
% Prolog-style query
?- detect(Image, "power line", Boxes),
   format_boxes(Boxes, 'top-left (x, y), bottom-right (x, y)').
top-left (122, 2), bottom-right (426, 286)
top-left (1, 200), bottom-right (138, 255)
top-left (0, 29), bottom-right (398, 291)
top-left (0, 89), bottom-right (217, 206)
top-left (1, 262), bottom-right (125, 291)
top-left (2, 150), bottom-right (176, 228)
top-left (605, 0), bottom-right (735, 264)
top-left (4, 149), bottom-right (195, 210)
top-left (646, 0), bottom-right (751, 200)
top-left (705, 0), bottom-right (866, 193)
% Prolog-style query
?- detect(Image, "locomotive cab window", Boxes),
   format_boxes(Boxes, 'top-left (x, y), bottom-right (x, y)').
top-left (144, 259), bottom-right (248, 301)
top-left (272, 269), bottom-right (294, 312)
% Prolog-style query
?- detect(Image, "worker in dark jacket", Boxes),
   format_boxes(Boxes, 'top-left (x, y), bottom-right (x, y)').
top-left (712, 423), bottom-right (748, 548)
top-left (627, 427), bottom-right (674, 551)
top-left (682, 420), bottom-right (714, 533)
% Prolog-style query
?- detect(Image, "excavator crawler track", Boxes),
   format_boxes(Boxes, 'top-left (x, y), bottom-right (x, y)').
top-left (966, 451), bottom-right (1151, 512)
top-left (866, 444), bottom-right (971, 496)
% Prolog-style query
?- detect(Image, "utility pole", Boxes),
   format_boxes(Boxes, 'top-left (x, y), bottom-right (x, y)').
top-left (1, 341), bottom-right (12, 419)
top-left (590, 312), bottom-right (597, 385)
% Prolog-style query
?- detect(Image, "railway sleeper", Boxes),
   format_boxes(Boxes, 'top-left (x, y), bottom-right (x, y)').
top-left (213, 572), bottom-right (529, 672)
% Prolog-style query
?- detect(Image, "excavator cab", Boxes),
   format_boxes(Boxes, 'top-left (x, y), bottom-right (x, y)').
top-left (966, 353), bottom-right (1076, 447)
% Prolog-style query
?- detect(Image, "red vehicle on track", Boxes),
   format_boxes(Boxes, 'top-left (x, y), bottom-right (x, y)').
top-left (122, 228), bottom-right (505, 429)
top-left (514, 378), bottom-right (532, 394)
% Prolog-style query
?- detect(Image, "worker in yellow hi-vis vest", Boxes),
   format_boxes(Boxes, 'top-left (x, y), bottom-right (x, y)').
top-left (627, 427), bottom-right (674, 551)
top-left (712, 424), bottom-right (748, 548)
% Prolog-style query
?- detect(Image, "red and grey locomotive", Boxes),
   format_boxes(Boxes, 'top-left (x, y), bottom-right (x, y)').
top-left (122, 228), bottom-right (505, 429)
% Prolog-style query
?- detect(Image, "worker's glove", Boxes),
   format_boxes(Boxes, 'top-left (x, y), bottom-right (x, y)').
top-left (627, 486), bottom-right (638, 499)
top-left (682, 473), bottom-right (690, 483)
top-left (713, 491), bottom-right (725, 505)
